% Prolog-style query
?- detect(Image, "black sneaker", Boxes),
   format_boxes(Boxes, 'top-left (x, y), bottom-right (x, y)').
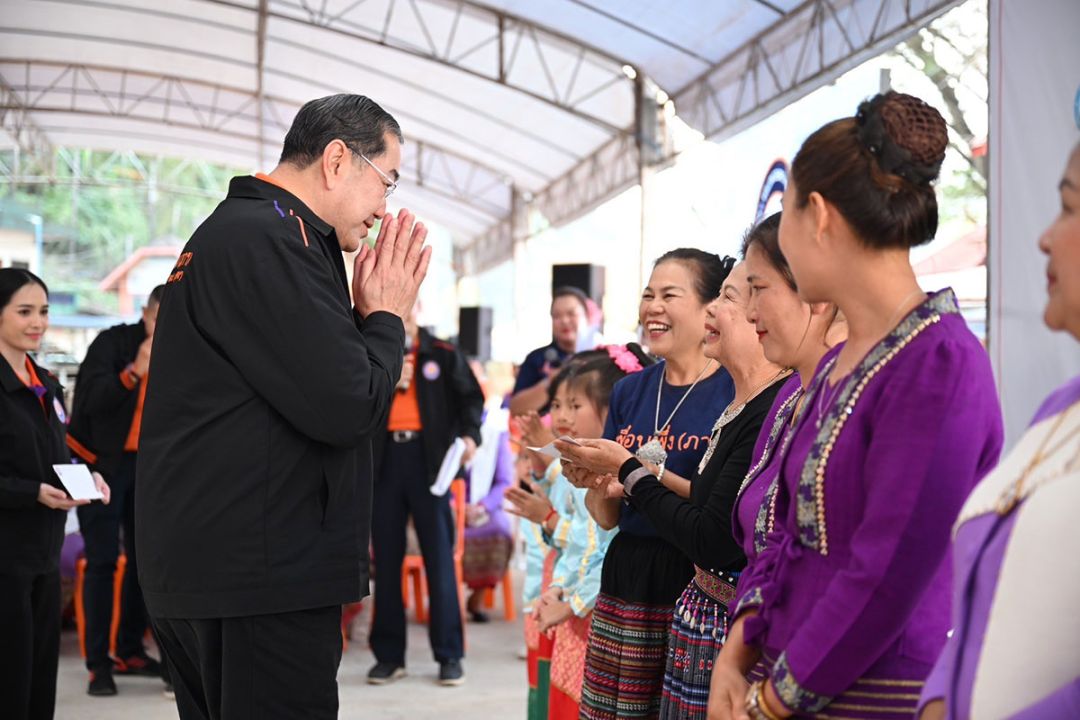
top-left (88, 669), bottom-right (118, 696)
top-left (438, 659), bottom-right (465, 686)
top-left (366, 662), bottom-right (406, 685)
top-left (114, 653), bottom-right (163, 677)
top-left (468, 610), bottom-right (491, 624)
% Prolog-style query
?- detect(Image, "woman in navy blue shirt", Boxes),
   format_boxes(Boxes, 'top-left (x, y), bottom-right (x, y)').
top-left (565, 250), bottom-right (735, 720)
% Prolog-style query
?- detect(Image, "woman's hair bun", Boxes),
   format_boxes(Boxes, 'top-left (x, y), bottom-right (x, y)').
top-left (855, 91), bottom-right (947, 187)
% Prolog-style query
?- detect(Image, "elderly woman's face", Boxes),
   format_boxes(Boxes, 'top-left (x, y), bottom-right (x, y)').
top-left (1039, 146), bottom-right (1080, 341)
top-left (703, 263), bottom-right (759, 365)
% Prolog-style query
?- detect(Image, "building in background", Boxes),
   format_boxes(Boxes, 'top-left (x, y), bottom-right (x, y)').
top-left (98, 238), bottom-right (183, 315)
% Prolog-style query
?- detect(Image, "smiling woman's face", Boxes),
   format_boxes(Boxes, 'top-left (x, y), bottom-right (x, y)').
top-left (1039, 145), bottom-right (1080, 341)
top-left (639, 260), bottom-right (710, 359)
top-left (703, 263), bottom-right (759, 367)
top-left (0, 283), bottom-right (49, 355)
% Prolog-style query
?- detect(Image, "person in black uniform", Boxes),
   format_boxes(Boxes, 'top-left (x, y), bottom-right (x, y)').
top-left (135, 94), bottom-right (431, 720)
top-left (68, 284), bottom-right (167, 697)
top-left (0, 268), bottom-right (110, 720)
top-left (367, 304), bottom-right (484, 687)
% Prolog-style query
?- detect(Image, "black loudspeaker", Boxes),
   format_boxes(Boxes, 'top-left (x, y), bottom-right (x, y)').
top-left (552, 264), bottom-right (605, 306)
top-left (458, 306), bottom-right (493, 361)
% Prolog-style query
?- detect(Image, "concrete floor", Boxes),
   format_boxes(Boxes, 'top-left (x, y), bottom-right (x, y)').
top-left (53, 601), bottom-right (528, 720)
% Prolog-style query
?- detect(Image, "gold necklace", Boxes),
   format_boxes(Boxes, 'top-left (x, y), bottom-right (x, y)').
top-left (996, 404), bottom-right (1080, 515)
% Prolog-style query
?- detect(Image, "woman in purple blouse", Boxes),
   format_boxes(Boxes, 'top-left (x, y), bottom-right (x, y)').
top-left (733, 212), bottom-right (845, 594)
top-left (916, 143), bottom-right (1080, 720)
top-left (462, 428), bottom-right (516, 622)
top-left (707, 92), bottom-right (1004, 719)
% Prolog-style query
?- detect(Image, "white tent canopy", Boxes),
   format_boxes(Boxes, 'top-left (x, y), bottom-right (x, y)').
top-left (0, 0), bottom-right (960, 268)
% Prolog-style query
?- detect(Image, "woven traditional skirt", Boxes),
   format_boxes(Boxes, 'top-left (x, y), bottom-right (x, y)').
top-left (746, 652), bottom-right (927, 719)
top-left (579, 533), bottom-right (694, 720)
top-left (658, 567), bottom-right (739, 720)
top-left (463, 532), bottom-right (513, 589)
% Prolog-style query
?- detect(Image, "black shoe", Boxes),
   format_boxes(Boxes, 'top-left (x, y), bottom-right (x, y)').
top-left (438, 659), bottom-right (465, 686)
top-left (468, 609), bottom-right (491, 624)
top-left (367, 662), bottom-right (406, 685)
top-left (114, 653), bottom-right (163, 677)
top-left (88, 669), bottom-right (117, 697)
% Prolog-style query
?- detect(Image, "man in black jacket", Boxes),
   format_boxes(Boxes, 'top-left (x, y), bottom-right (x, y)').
top-left (367, 305), bottom-right (484, 687)
top-left (68, 284), bottom-right (165, 697)
top-left (135, 94), bottom-right (430, 720)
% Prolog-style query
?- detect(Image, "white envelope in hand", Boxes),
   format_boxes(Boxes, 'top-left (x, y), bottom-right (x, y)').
top-left (52, 464), bottom-right (103, 501)
top-left (526, 435), bottom-right (581, 462)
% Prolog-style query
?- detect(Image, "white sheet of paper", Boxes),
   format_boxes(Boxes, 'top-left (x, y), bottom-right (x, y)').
top-left (430, 437), bottom-right (467, 497)
top-left (526, 435), bottom-right (581, 461)
top-left (52, 464), bottom-right (103, 501)
top-left (468, 408), bottom-right (510, 504)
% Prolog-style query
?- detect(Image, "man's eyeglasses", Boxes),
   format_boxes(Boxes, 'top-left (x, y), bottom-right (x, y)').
top-left (356, 151), bottom-right (398, 199)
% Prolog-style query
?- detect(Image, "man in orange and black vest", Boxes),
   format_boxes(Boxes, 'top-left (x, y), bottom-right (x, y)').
top-left (68, 284), bottom-right (168, 698)
top-left (367, 303), bottom-right (484, 687)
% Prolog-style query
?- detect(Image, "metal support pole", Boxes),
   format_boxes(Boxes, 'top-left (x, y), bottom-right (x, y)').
top-left (26, 214), bottom-right (43, 274)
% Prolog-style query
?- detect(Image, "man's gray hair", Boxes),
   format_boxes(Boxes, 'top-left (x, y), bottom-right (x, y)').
top-left (279, 94), bottom-right (403, 168)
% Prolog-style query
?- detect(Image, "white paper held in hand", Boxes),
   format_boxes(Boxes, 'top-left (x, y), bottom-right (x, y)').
top-left (52, 464), bottom-right (103, 501)
top-left (526, 435), bottom-right (581, 462)
top-left (431, 437), bottom-right (467, 497)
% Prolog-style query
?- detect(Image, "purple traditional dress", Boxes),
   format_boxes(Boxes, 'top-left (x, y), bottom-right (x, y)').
top-left (733, 290), bottom-right (1004, 718)
top-left (918, 374), bottom-right (1080, 719)
top-left (732, 373), bottom-right (811, 573)
top-left (463, 430), bottom-right (515, 590)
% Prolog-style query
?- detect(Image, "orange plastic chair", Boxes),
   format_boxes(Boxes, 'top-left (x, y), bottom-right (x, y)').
top-left (73, 553), bottom-right (126, 658)
top-left (401, 479), bottom-right (467, 630)
top-left (482, 567), bottom-right (517, 621)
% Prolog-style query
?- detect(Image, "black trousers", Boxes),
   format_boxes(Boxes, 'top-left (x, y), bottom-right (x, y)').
top-left (370, 434), bottom-right (463, 665)
top-left (77, 452), bottom-right (149, 670)
top-left (0, 571), bottom-right (60, 720)
top-left (152, 606), bottom-right (341, 720)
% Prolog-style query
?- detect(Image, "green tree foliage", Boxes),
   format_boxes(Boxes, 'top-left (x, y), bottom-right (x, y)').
top-left (3, 148), bottom-right (236, 310)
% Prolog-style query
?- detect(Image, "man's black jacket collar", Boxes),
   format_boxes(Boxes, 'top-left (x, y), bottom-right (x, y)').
top-left (228, 175), bottom-right (335, 239)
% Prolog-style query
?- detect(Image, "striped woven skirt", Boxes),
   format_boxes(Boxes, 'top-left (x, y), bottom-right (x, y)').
top-left (658, 567), bottom-right (739, 720)
top-left (579, 593), bottom-right (675, 719)
top-left (746, 652), bottom-right (927, 719)
top-left (579, 532), bottom-right (693, 720)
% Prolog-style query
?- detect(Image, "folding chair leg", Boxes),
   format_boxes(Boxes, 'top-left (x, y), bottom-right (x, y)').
top-left (415, 569), bottom-right (429, 624)
top-left (74, 559), bottom-right (87, 658)
top-left (502, 570), bottom-right (516, 621)
top-left (110, 555), bottom-right (126, 657)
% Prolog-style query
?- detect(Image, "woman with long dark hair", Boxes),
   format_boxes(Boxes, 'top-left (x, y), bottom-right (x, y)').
top-left (0, 269), bottom-right (109, 720)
